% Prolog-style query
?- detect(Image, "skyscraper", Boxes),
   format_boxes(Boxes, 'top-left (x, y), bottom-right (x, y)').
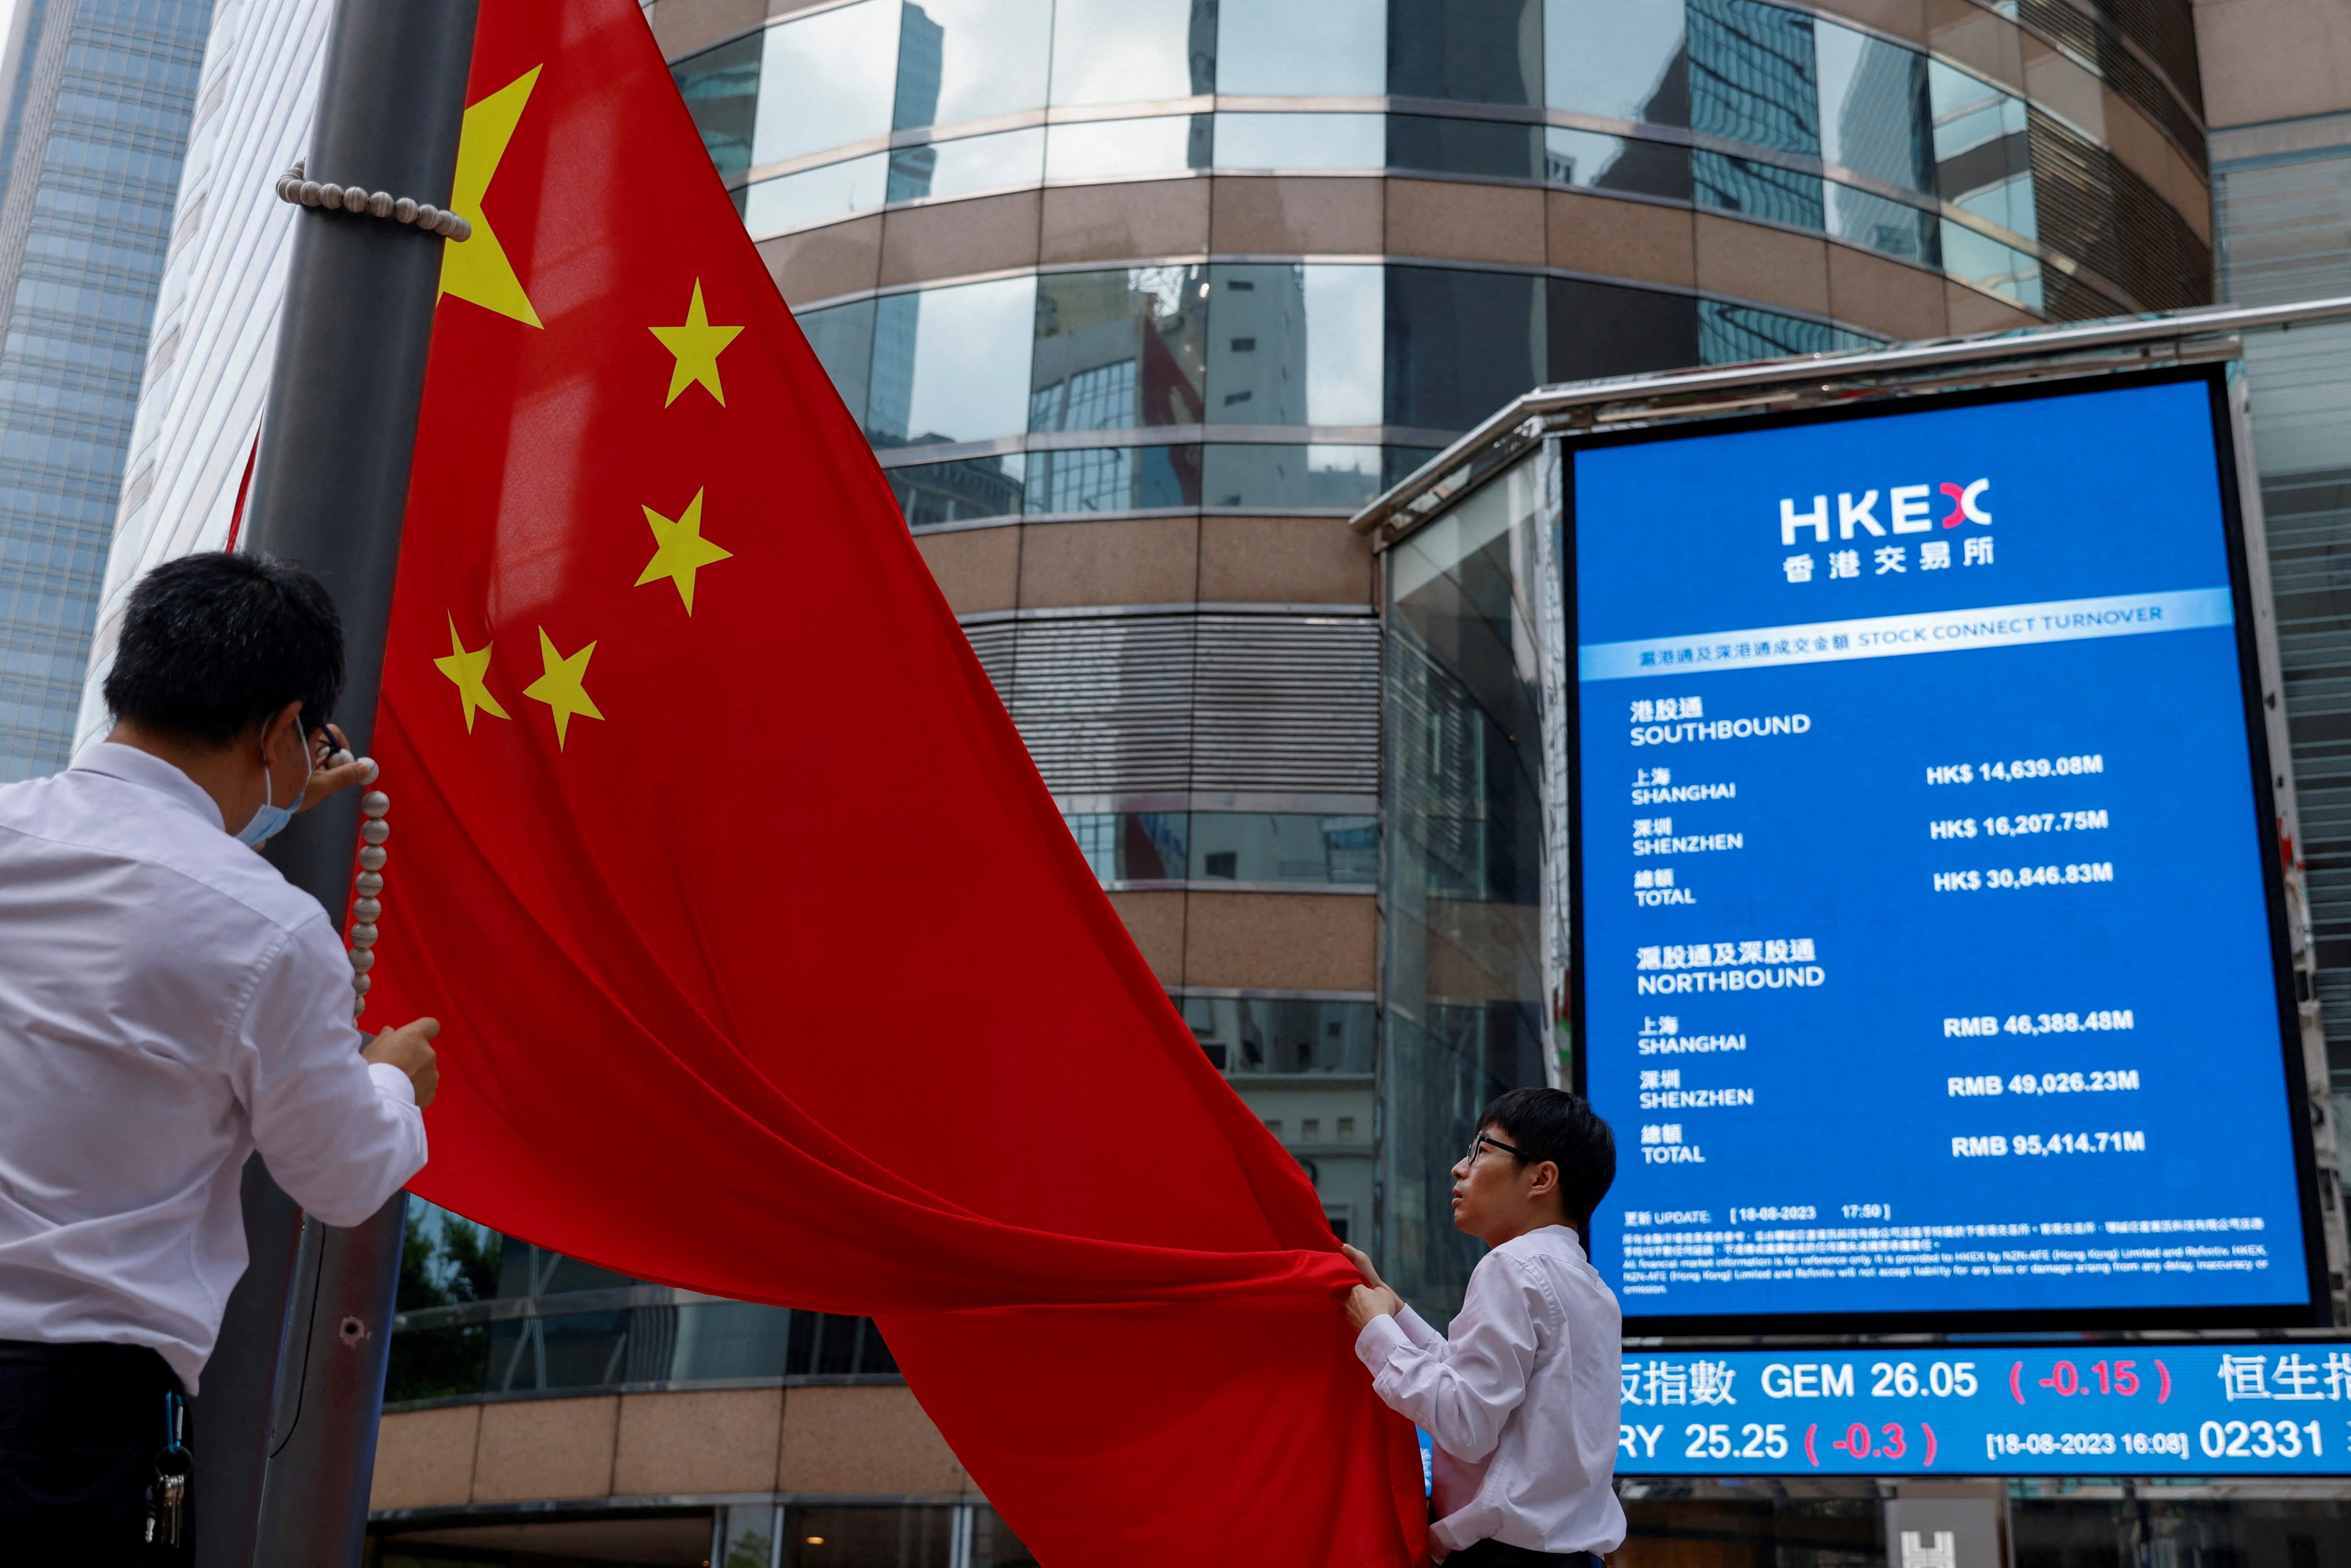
top-left (64, 0), bottom-right (324, 754)
top-left (0, 0), bottom-right (215, 778)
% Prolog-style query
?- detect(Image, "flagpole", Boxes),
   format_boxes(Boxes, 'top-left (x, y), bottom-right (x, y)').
top-left (195, 0), bottom-right (478, 1559)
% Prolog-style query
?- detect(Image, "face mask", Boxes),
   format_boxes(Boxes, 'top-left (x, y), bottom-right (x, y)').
top-left (237, 725), bottom-right (314, 847)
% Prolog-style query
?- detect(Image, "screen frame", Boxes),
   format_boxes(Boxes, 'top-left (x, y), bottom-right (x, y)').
top-left (1562, 363), bottom-right (2330, 1334)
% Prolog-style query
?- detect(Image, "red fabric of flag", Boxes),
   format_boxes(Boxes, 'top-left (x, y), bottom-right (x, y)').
top-left (363, 1), bottom-right (1426, 1561)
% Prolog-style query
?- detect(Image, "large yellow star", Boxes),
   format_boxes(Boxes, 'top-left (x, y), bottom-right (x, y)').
top-left (432, 615), bottom-right (510, 731)
top-left (522, 627), bottom-right (602, 748)
top-left (634, 487), bottom-right (733, 613)
top-left (650, 281), bottom-right (743, 406)
top-left (439, 66), bottom-right (543, 328)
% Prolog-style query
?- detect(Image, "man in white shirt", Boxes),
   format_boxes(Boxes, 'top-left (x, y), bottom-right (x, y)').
top-left (1344, 1088), bottom-right (1623, 1566)
top-left (0, 551), bottom-right (437, 1562)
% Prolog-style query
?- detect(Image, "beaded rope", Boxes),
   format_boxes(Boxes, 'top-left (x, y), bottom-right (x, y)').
top-left (274, 158), bottom-right (474, 241)
top-left (340, 749), bottom-right (388, 1020)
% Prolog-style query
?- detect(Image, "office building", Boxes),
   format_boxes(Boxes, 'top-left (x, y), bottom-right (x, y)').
top-left (0, 0), bottom-right (215, 777)
top-left (64, 0), bottom-right (324, 753)
top-left (2198, 0), bottom-right (2351, 1172)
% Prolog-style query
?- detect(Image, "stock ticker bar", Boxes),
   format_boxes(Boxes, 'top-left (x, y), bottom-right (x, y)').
top-left (1573, 374), bottom-right (2315, 1324)
top-left (1612, 1345), bottom-right (2351, 1476)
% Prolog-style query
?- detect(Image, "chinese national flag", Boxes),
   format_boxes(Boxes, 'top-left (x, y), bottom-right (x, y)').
top-left (364, 0), bottom-right (1426, 1561)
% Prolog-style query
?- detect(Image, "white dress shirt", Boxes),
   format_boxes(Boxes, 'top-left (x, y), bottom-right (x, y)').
top-left (1356, 1225), bottom-right (1625, 1560)
top-left (0, 742), bottom-right (426, 1392)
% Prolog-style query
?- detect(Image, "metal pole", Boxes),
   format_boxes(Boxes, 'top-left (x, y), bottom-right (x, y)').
top-left (192, 0), bottom-right (479, 1558)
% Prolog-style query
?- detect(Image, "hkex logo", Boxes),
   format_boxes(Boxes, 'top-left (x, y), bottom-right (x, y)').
top-left (1778, 479), bottom-right (1992, 544)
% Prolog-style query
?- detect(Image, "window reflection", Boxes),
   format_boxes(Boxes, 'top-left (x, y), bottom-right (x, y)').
top-left (1543, 127), bottom-right (1692, 200)
top-left (716, 1505), bottom-right (776, 1568)
top-left (1202, 444), bottom-right (1384, 509)
top-left (891, 0), bottom-right (1052, 132)
top-left (1814, 20), bottom-right (1930, 193)
top-left (887, 126), bottom-right (1045, 204)
top-left (1383, 458), bottom-right (1554, 1319)
top-left (1213, 112), bottom-right (1385, 172)
top-left (1189, 813), bottom-right (1379, 883)
top-left (499, 1236), bottom-right (630, 1297)
top-left (868, 275), bottom-right (1037, 447)
top-left (1066, 811), bottom-right (1188, 881)
top-left (754, 1), bottom-right (901, 168)
top-left (1031, 267), bottom-right (1206, 432)
top-left (1547, 277), bottom-right (1699, 381)
top-left (1044, 115), bottom-right (1212, 181)
top-left (470, 1303), bottom-right (898, 1394)
top-left (1385, 446), bottom-right (1445, 489)
top-left (1697, 298), bottom-right (1876, 364)
top-left (1384, 265), bottom-right (1545, 432)
top-left (1206, 264), bottom-right (1384, 428)
top-left (385, 1222), bottom-right (906, 1402)
top-left (891, 445), bottom-right (1452, 521)
top-left (1941, 223), bottom-right (2043, 311)
top-left (1026, 445), bottom-right (1204, 513)
top-left (1828, 181), bottom-right (1938, 266)
top-left (1216, 0), bottom-right (1387, 96)
top-left (798, 300), bottom-right (876, 428)
top-left (1048, 0), bottom-right (1217, 107)
top-left (1183, 996), bottom-right (1376, 1074)
top-left (1929, 60), bottom-right (2035, 242)
top-left (743, 153), bottom-right (887, 236)
top-left (1387, 0), bottom-right (1542, 107)
top-left (889, 455), bottom-right (1026, 526)
top-left (1687, 0), bottom-right (1817, 158)
top-left (700, 0), bottom-right (2066, 320)
top-left (673, 33), bottom-right (762, 179)
top-left (1544, 0), bottom-right (1686, 127)
top-left (1693, 149), bottom-right (1822, 230)
top-left (1387, 114), bottom-right (1543, 181)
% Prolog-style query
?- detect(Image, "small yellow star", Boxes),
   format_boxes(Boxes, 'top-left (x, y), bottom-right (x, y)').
top-left (522, 627), bottom-right (603, 749)
top-left (634, 487), bottom-right (734, 613)
top-left (649, 281), bottom-right (743, 407)
top-left (432, 615), bottom-right (510, 732)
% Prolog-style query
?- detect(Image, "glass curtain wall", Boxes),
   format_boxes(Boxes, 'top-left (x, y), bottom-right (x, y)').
top-left (1383, 453), bottom-right (1564, 1321)
top-left (658, 0), bottom-right (2191, 527)
top-left (676, 0), bottom-right (2081, 316)
top-left (797, 263), bottom-right (1854, 525)
top-left (387, 1204), bottom-right (898, 1403)
top-left (2215, 141), bottom-right (2351, 1162)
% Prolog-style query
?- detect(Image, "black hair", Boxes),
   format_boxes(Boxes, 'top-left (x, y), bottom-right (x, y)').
top-left (103, 552), bottom-right (344, 747)
top-left (1480, 1087), bottom-right (1616, 1225)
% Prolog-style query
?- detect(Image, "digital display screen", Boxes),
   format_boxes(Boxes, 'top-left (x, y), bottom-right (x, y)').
top-left (1612, 1343), bottom-right (2351, 1476)
top-left (1573, 374), bottom-right (2314, 1325)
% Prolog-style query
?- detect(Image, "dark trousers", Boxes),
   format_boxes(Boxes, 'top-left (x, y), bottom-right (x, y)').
top-left (0, 1340), bottom-right (192, 1566)
top-left (1446, 1542), bottom-right (1606, 1568)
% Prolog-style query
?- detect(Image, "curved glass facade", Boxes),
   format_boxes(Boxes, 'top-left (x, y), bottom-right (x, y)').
top-left (665, 0), bottom-right (2221, 525)
top-left (794, 263), bottom-right (1872, 524)
top-left (672, 0), bottom-right (2172, 323)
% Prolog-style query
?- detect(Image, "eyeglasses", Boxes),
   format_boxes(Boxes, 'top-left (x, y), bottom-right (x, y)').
top-left (1465, 1132), bottom-right (1529, 1167)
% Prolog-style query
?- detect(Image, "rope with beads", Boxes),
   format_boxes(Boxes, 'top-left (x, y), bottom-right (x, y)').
top-left (274, 158), bottom-right (474, 241)
top-left (346, 757), bottom-right (389, 1020)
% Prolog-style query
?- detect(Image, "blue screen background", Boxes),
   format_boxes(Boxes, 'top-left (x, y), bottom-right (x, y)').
top-left (1574, 378), bottom-right (2311, 1319)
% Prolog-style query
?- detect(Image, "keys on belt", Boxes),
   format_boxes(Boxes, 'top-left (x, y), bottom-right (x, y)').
top-left (144, 1388), bottom-right (190, 1548)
